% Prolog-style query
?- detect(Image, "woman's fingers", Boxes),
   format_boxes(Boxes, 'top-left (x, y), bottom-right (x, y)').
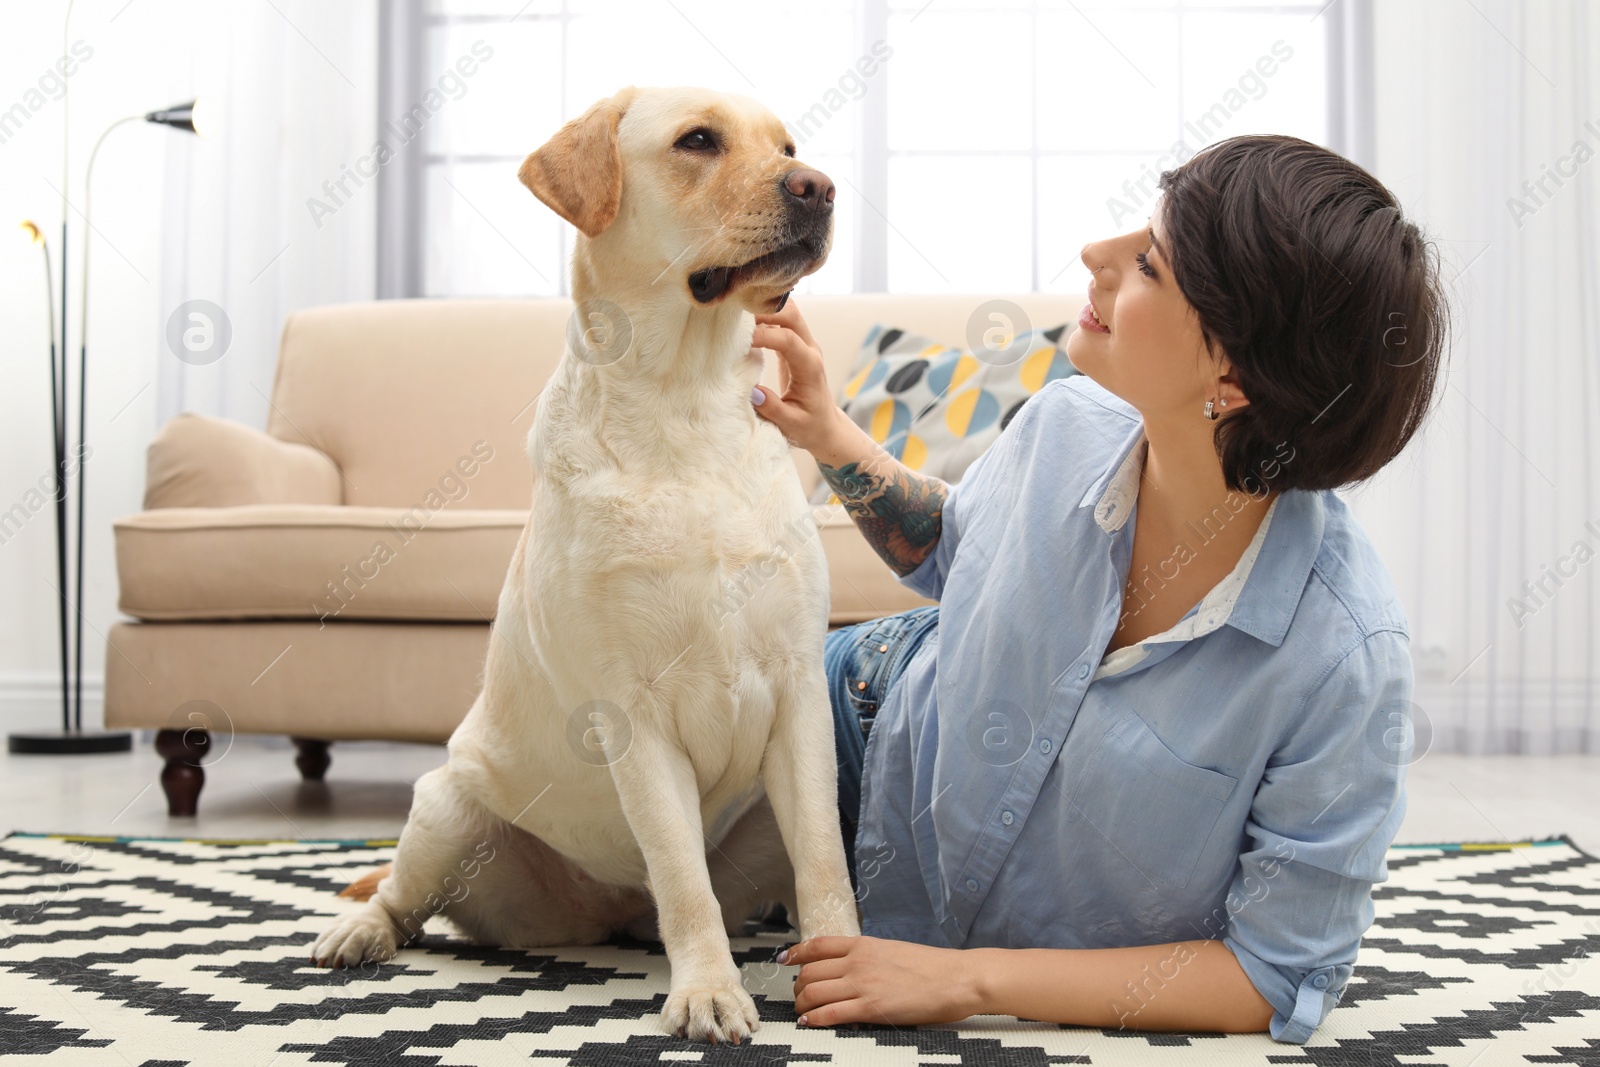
top-left (750, 324), bottom-right (822, 438)
top-left (748, 319), bottom-right (849, 457)
top-left (791, 957), bottom-right (849, 996)
top-left (793, 977), bottom-right (872, 1019)
top-left (785, 938), bottom-right (875, 1027)
top-left (756, 296), bottom-right (818, 349)
top-left (796, 998), bottom-right (876, 1028)
top-left (751, 322), bottom-right (823, 388)
top-left (763, 340), bottom-right (791, 395)
top-left (780, 936), bottom-right (855, 966)
top-left (744, 344), bottom-right (790, 394)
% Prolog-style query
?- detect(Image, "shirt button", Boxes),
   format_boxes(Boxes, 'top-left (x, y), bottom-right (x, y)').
top-left (1039, 739), bottom-right (1052, 754)
top-left (1312, 974), bottom-right (1329, 990)
top-left (1001, 810), bottom-right (1014, 825)
top-left (965, 878), bottom-right (979, 892)
top-left (1078, 663), bottom-right (1090, 679)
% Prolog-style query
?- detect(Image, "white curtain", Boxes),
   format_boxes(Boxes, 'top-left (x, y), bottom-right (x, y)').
top-left (1344, 0), bottom-right (1600, 754)
top-left (154, 0), bottom-right (378, 429)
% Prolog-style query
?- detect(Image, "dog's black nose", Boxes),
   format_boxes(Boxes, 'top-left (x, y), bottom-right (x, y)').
top-left (782, 168), bottom-right (835, 212)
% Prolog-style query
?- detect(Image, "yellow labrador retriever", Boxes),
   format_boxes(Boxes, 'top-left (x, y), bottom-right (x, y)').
top-left (310, 86), bottom-right (859, 1044)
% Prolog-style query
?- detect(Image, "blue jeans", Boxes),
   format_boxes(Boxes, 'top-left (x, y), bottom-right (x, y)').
top-left (824, 606), bottom-right (940, 888)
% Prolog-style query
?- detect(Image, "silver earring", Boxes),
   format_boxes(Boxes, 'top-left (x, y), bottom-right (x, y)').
top-left (1220, 397), bottom-right (1228, 408)
top-left (1203, 399), bottom-right (1218, 420)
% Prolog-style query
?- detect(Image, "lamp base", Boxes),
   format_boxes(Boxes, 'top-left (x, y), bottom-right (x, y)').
top-left (8, 730), bottom-right (133, 755)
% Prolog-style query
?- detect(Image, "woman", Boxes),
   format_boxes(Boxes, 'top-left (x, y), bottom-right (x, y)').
top-left (746, 135), bottom-right (1448, 1043)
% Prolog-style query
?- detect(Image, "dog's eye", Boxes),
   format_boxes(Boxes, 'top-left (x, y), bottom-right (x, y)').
top-left (783, 143), bottom-right (796, 158)
top-left (674, 128), bottom-right (718, 152)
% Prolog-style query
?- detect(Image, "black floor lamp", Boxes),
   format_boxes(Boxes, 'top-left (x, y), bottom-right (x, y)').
top-left (8, 94), bottom-right (214, 756)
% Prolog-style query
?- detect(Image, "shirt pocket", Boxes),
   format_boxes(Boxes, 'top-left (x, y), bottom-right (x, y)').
top-left (1065, 710), bottom-right (1239, 890)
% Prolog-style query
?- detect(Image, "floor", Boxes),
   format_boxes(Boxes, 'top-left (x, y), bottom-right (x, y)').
top-left (5, 735), bottom-right (1599, 855)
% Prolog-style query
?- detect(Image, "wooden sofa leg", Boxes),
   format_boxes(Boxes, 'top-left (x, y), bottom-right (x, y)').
top-left (292, 737), bottom-right (332, 781)
top-left (155, 727), bottom-right (209, 817)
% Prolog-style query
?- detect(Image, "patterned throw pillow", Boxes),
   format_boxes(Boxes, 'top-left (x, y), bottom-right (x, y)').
top-left (809, 322), bottom-right (1078, 505)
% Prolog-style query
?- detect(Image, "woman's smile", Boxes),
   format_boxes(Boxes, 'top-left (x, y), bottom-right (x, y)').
top-left (1080, 289), bottom-right (1110, 334)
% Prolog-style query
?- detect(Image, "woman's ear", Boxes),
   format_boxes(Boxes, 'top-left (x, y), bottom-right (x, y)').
top-left (518, 86), bottom-right (639, 238)
top-left (1216, 366), bottom-right (1252, 411)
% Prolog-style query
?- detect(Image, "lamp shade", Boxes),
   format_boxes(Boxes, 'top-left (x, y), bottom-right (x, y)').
top-left (144, 98), bottom-right (216, 138)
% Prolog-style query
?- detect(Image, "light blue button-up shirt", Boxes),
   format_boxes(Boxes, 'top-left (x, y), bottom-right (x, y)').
top-left (855, 373), bottom-right (1413, 1044)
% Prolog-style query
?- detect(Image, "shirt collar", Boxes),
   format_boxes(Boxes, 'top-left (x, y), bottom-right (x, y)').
top-left (1224, 486), bottom-right (1323, 647)
top-left (1078, 421), bottom-right (1325, 648)
top-left (1079, 421), bottom-right (1147, 532)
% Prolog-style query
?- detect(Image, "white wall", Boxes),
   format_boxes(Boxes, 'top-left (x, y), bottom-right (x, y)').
top-left (0, 0), bottom-right (377, 732)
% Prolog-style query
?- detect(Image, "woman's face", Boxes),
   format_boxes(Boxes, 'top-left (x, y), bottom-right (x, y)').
top-left (1066, 200), bottom-right (1226, 422)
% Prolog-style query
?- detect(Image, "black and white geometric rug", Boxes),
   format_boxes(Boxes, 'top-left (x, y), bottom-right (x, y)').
top-left (2, 832), bottom-right (1597, 1065)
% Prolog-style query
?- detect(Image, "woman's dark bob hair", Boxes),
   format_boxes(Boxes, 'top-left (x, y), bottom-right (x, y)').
top-left (1156, 134), bottom-right (1450, 494)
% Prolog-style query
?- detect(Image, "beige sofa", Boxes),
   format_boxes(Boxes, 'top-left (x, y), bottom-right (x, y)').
top-left (106, 294), bottom-right (1080, 814)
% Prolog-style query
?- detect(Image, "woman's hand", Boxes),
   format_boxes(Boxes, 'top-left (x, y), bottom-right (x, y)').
top-left (748, 299), bottom-right (853, 461)
top-left (784, 935), bottom-right (986, 1028)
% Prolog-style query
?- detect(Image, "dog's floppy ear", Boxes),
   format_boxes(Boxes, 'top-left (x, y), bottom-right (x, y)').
top-left (519, 87), bottom-right (638, 238)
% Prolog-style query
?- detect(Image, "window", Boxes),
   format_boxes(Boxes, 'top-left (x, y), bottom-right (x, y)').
top-left (382, 0), bottom-right (1357, 298)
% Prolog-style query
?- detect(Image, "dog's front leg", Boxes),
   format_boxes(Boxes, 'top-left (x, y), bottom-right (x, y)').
top-left (311, 764), bottom-right (477, 968)
top-left (764, 665), bottom-right (862, 941)
top-left (611, 725), bottom-right (760, 1044)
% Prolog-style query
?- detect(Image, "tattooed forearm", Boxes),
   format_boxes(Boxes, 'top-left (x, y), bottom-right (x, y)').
top-left (819, 456), bottom-right (949, 577)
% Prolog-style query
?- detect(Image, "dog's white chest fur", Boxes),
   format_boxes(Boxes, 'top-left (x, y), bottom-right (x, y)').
top-left (449, 326), bottom-right (829, 886)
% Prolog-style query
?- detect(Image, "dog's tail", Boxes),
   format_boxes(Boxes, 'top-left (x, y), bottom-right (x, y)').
top-left (337, 862), bottom-right (392, 901)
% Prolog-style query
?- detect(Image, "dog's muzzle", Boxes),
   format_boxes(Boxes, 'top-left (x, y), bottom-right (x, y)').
top-left (688, 168), bottom-right (835, 305)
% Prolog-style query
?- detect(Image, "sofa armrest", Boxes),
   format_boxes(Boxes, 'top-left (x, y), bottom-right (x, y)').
top-left (144, 413), bottom-right (343, 509)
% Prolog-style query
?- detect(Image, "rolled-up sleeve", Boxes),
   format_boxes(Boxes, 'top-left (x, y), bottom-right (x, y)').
top-left (1221, 629), bottom-right (1413, 1043)
top-left (897, 381), bottom-right (1056, 601)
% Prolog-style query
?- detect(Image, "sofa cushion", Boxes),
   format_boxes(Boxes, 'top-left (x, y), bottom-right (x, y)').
top-left (115, 503), bottom-right (933, 626)
top-left (115, 505), bottom-right (525, 622)
top-left (116, 502), bottom-right (934, 627)
top-left (811, 321), bottom-right (1077, 505)
top-left (771, 294), bottom-right (1084, 498)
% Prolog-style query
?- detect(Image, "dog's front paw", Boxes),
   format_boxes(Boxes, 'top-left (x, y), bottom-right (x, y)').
top-left (309, 906), bottom-right (399, 969)
top-left (661, 972), bottom-right (760, 1044)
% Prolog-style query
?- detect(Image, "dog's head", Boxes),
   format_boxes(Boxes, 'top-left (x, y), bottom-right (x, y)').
top-left (519, 86), bottom-right (832, 314)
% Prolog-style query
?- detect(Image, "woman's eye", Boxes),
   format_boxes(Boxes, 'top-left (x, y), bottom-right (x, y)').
top-left (1135, 251), bottom-right (1157, 278)
top-left (675, 129), bottom-right (718, 151)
